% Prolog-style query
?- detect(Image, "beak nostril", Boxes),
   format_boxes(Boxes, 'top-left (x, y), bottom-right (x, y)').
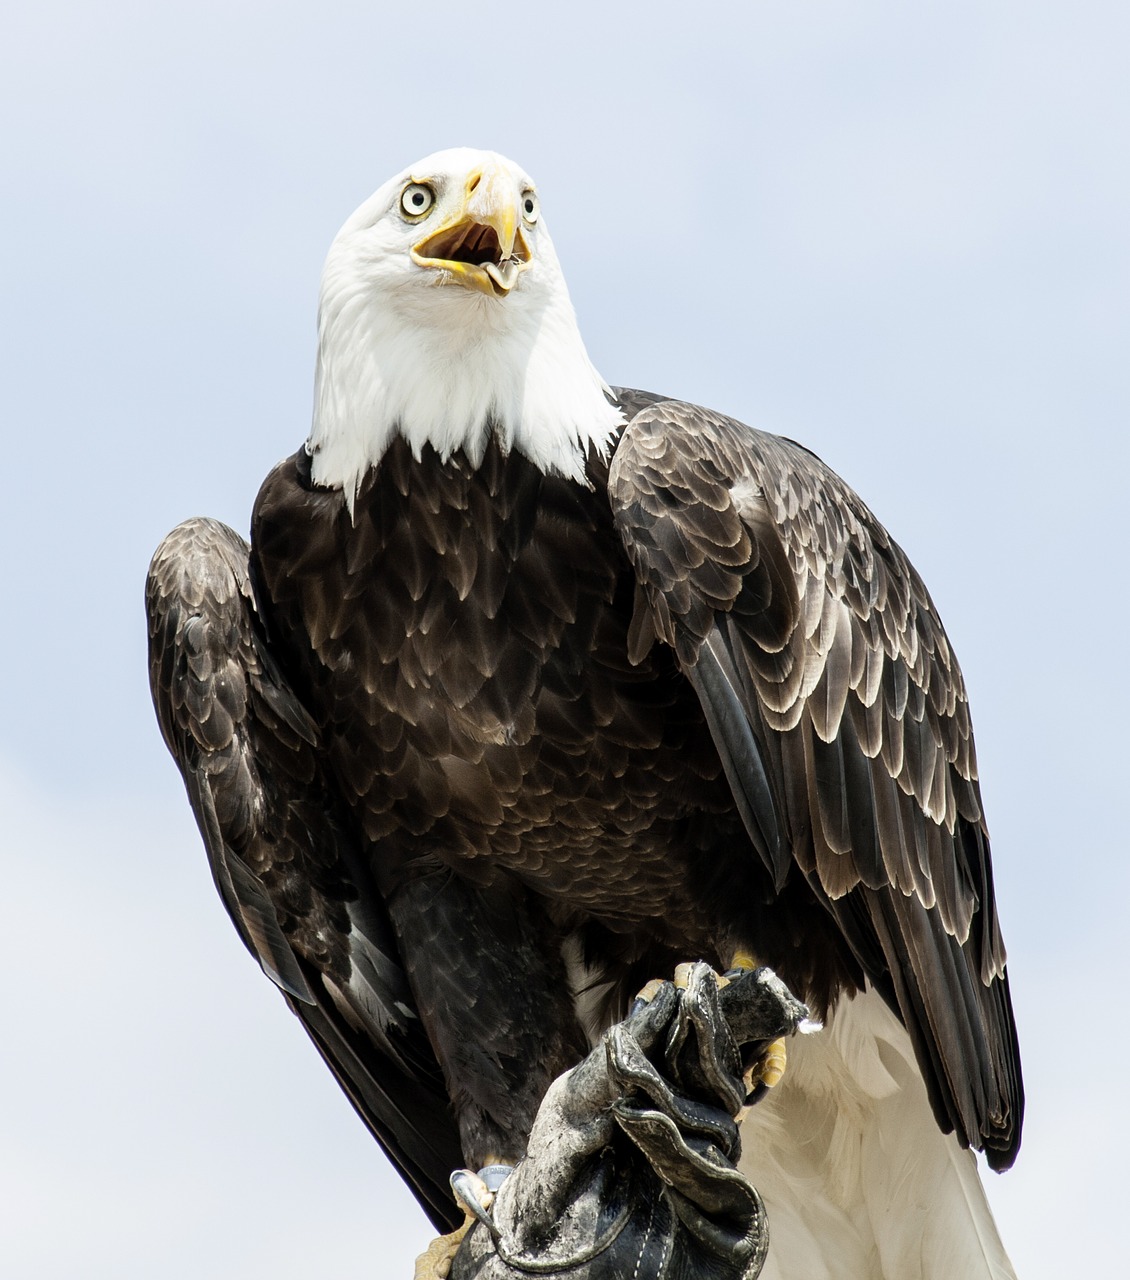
top-left (467, 171), bottom-right (482, 195)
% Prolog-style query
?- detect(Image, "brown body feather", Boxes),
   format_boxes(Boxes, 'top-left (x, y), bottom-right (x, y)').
top-left (147, 386), bottom-right (1021, 1230)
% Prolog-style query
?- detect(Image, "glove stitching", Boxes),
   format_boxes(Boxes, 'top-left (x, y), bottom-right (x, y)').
top-left (631, 1194), bottom-right (657, 1280)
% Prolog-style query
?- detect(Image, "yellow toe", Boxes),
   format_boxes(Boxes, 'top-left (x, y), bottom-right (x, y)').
top-left (634, 977), bottom-right (666, 1004)
top-left (758, 1037), bottom-right (788, 1089)
top-left (414, 1215), bottom-right (474, 1280)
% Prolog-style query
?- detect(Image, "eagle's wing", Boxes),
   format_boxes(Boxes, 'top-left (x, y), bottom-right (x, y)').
top-left (146, 517), bottom-right (464, 1231)
top-left (607, 396), bottom-right (1023, 1171)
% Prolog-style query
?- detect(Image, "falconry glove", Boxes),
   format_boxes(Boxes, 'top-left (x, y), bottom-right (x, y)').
top-left (449, 963), bottom-right (810, 1280)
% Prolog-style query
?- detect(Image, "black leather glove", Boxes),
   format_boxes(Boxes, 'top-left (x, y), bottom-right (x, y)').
top-left (450, 963), bottom-right (810, 1280)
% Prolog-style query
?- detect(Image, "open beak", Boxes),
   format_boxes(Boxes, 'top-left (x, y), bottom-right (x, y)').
top-left (411, 161), bottom-right (532, 297)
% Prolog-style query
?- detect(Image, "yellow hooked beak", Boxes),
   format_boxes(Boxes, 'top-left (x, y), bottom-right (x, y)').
top-left (411, 161), bottom-right (532, 297)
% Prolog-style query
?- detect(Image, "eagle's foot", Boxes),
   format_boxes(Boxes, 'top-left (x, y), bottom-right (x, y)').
top-left (725, 949), bottom-right (759, 976)
top-left (422, 1163), bottom-right (513, 1277)
top-left (451, 1162), bottom-right (512, 1224)
top-left (632, 957), bottom-right (795, 1113)
top-left (749, 1036), bottom-right (787, 1089)
top-left (632, 954), bottom-right (762, 1008)
top-left (633, 977), bottom-right (667, 1008)
top-left (413, 1217), bottom-right (474, 1280)
top-left (719, 954), bottom-right (790, 1094)
top-left (630, 967), bottom-right (712, 1013)
top-left (671, 955), bottom-right (754, 992)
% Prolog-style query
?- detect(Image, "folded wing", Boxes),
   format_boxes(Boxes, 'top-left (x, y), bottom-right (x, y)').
top-left (608, 397), bottom-right (1022, 1170)
top-left (146, 517), bottom-right (464, 1229)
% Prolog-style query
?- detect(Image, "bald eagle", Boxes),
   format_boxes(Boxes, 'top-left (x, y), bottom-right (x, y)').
top-left (147, 149), bottom-right (1021, 1278)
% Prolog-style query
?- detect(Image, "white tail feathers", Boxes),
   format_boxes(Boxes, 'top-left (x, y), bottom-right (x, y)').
top-left (739, 986), bottom-right (1016, 1280)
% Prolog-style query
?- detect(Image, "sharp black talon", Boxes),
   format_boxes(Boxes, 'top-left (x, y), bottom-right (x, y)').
top-left (450, 1169), bottom-right (494, 1228)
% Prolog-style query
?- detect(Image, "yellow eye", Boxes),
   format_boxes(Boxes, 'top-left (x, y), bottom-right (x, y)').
top-left (521, 190), bottom-right (539, 225)
top-left (400, 183), bottom-right (435, 219)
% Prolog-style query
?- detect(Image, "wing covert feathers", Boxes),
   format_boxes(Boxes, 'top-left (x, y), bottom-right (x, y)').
top-left (145, 517), bottom-right (463, 1232)
top-left (608, 397), bottom-right (1022, 1169)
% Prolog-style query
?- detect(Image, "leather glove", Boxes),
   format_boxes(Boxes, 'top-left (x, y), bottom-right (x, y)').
top-left (449, 963), bottom-right (810, 1280)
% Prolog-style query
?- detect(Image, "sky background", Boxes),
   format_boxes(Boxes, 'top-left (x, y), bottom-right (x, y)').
top-left (2, 2), bottom-right (1127, 1275)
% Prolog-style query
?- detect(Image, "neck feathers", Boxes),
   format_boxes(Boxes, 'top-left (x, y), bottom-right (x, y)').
top-left (307, 253), bottom-right (623, 513)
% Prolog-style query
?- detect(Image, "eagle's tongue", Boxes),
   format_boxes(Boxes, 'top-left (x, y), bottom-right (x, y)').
top-left (484, 259), bottom-right (522, 293)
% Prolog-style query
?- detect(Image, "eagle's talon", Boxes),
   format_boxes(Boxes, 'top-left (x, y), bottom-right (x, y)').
top-left (450, 1162), bottom-right (513, 1229)
top-left (451, 1170), bottom-right (493, 1218)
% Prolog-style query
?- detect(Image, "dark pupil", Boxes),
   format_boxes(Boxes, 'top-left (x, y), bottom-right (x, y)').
top-left (412, 191), bottom-right (425, 206)
top-left (524, 198), bottom-right (534, 213)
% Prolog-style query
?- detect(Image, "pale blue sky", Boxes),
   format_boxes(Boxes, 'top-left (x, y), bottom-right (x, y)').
top-left (2, 2), bottom-right (1127, 1275)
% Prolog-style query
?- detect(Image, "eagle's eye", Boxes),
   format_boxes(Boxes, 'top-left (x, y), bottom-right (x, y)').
top-left (521, 190), bottom-right (539, 225)
top-left (400, 183), bottom-right (435, 219)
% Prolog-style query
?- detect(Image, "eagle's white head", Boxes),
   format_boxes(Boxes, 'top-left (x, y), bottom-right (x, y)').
top-left (307, 147), bottom-right (623, 510)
